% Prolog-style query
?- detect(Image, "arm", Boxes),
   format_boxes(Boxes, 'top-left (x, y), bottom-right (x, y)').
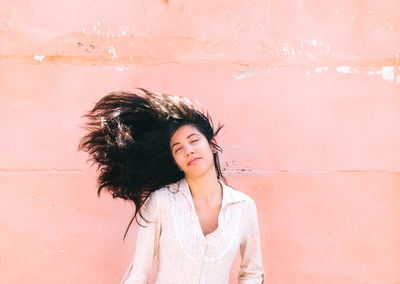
top-left (238, 199), bottom-right (265, 284)
top-left (121, 191), bottom-right (162, 284)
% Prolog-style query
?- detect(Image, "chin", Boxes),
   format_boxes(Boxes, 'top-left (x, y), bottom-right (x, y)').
top-left (185, 164), bottom-right (214, 179)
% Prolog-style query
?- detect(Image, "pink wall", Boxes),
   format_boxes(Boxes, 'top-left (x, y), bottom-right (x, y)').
top-left (1, 1), bottom-right (399, 283)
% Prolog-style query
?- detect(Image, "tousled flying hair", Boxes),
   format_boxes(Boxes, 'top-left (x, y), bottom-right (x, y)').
top-left (78, 89), bottom-right (223, 240)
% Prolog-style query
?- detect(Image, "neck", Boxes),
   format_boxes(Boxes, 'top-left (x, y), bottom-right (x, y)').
top-left (185, 170), bottom-right (222, 203)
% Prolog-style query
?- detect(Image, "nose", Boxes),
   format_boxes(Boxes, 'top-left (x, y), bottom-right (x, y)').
top-left (184, 145), bottom-right (194, 156)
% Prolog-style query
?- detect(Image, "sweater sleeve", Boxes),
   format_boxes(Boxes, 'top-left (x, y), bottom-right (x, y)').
top-left (121, 191), bottom-right (162, 284)
top-left (238, 199), bottom-right (265, 284)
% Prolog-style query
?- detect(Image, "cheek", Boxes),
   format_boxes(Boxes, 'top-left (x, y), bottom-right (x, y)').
top-left (172, 152), bottom-right (184, 167)
top-left (202, 145), bottom-right (215, 162)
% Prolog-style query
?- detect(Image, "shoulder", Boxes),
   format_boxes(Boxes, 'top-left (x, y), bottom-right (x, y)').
top-left (142, 186), bottom-right (172, 211)
top-left (147, 186), bottom-right (171, 203)
top-left (223, 182), bottom-right (257, 208)
top-left (224, 183), bottom-right (261, 228)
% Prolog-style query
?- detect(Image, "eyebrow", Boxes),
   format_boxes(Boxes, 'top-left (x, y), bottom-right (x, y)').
top-left (171, 133), bottom-right (200, 150)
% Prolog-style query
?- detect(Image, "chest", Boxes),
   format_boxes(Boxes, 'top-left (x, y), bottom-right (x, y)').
top-left (193, 202), bottom-right (222, 236)
top-left (163, 191), bottom-right (245, 261)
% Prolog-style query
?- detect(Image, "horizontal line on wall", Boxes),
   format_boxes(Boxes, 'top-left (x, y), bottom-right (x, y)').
top-left (0, 168), bottom-right (85, 174)
top-left (223, 169), bottom-right (400, 175)
top-left (0, 169), bottom-right (399, 175)
top-left (0, 55), bottom-right (399, 68)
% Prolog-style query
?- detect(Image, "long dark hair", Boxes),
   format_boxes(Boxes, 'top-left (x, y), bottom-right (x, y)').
top-left (78, 89), bottom-right (223, 240)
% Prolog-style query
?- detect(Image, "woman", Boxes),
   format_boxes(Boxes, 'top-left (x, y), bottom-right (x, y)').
top-left (79, 89), bottom-right (264, 283)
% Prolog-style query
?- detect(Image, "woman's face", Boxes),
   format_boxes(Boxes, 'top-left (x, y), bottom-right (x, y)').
top-left (170, 124), bottom-right (216, 179)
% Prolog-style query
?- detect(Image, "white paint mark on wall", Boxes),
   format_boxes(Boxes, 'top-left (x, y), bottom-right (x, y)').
top-left (108, 45), bottom-right (117, 59)
top-left (311, 39), bottom-right (318, 46)
top-left (233, 71), bottom-right (255, 80)
top-left (34, 55), bottom-right (45, 62)
top-left (336, 66), bottom-right (351, 74)
top-left (382, 66), bottom-right (394, 82)
top-left (300, 39), bottom-right (331, 55)
top-left (282, 44), bottom-right (295, 56)
top-left (342, 66), bottom-right (400, 85)
top-left (117, 66), bottom-right (129, 72)
top-left (336, 66), bottom-right (360, 75)
top-left (282, 39), bottom-right (331, 57)
top-left (315, 66), bottom-right (329, 74)
top-left (301, 39), bottom-right (326, 48)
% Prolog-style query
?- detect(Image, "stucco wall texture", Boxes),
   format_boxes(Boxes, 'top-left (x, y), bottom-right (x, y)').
top-left (1, 1), bottom-right (400, 283)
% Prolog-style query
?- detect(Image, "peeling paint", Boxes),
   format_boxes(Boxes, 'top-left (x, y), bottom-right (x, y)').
top-left (382, 66), bottom-right (394, 82)
top-left (34, 55), bottom-right (45, 62)
top-left (336, 66), bottom-right (400, 86)
top-left (336, 66), bottom-right (359, 75)
top-left (108, 45), bottom-right (117, 59)
top-left (282, 43), bottom-right (296, 56)
top-left (315, 66), bottom-right (329, 74)
top-left (233, 71), bottom-right (254, 80)
top-left (336, 66), bottom-right (352, 74)
top-left (116, 66), bottom-right (129, 71)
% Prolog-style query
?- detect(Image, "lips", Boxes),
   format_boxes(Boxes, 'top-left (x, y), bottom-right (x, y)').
top-left (187, 157), bottom-right (201, 166)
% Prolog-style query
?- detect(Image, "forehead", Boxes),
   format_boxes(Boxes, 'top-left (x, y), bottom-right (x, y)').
top-left (170, 125), bottom-right (201, 143)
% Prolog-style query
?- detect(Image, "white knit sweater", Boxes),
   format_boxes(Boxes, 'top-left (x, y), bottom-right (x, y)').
top-left (121, 178), bottom-right (264, 284)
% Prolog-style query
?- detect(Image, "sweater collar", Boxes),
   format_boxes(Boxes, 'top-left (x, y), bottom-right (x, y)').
top-left (173, 177), bottom-right (247, 209)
